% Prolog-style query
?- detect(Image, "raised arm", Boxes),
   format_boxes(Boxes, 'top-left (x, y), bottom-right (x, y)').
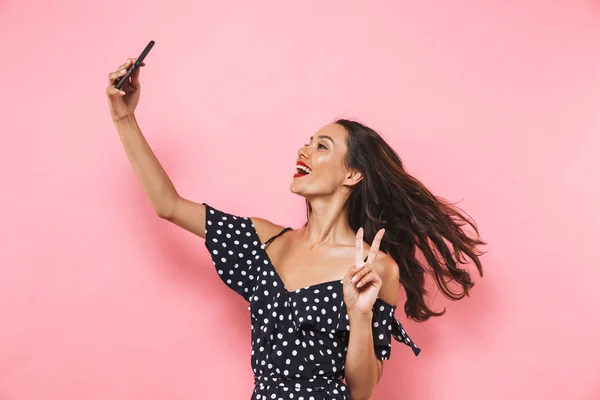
top-left (106, 57), bottom-right (207, 239)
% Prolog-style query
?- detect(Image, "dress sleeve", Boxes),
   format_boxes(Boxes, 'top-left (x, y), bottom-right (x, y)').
top-left (372, 299), bottom-right (421, 359)
top-left (202, 203), bottom-right (262, 302)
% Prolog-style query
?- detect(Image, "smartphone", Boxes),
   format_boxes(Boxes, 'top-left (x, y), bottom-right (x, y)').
top-left (114, 40), bottom-right (155, 90)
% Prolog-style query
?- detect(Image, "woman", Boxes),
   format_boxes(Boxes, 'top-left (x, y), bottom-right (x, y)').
top-left (106, 57), bottom-right (486, 400)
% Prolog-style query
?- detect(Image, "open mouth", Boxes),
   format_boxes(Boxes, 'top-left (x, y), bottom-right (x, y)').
top-left (297, 166), bottom-right (310, 175)
top-left (294, 164), bottom-right (312, 177)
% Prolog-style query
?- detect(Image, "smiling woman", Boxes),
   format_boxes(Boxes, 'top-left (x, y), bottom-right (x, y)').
top-left (106, 56), bottom-right (486, 400)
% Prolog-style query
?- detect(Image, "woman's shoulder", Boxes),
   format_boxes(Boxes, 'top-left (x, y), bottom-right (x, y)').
top-left (373, 251), bottom-right (400, 307)
top-left (249, 216), bottom-right (288, 245)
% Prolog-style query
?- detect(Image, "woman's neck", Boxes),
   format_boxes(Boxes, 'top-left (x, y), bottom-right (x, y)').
top-left (302, 197), bottom-right (355, 249)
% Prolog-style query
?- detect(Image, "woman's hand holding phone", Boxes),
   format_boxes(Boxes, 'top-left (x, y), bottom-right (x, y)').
top-left (106, 58), bottom-right (146, 122)
top-left (107, 41), bottom-right (154, 122)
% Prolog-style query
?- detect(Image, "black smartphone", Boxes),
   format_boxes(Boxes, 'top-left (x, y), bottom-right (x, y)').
top-left (114, 40), bottom-right (155, 90)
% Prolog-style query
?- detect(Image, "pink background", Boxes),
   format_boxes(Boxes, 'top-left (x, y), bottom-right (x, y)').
top-left (1, 1), bottom-right (599, 399)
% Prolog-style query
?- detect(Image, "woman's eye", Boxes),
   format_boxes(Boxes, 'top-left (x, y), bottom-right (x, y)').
top-left (303, 142), bottom-right (326, 149)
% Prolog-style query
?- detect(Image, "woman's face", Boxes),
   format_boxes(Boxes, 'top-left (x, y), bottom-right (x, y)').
top-left (290, 123), bottom-right (361, 198)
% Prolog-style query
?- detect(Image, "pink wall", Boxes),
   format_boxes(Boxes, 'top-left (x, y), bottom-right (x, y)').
top-left (1, 1), bottom-right (599, 399)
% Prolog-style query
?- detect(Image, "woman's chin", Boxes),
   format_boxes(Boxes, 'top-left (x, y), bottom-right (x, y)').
top-left (289, 183), bottom-right (301, 194)
top-left (289, 181), bottom-right (307, 195)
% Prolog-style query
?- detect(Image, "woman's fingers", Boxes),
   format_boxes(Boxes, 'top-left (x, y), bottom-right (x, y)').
top-left (356, 270), bottom-right (377, 288)
top-left (355, 227), bottom-right (386, 268)
top-left (108, 59), bottom-right (132, 86)
top-left (107, 70), bottom-right (126, 86)
top-left (107, 58), bottom-right (145, 87)
top-left (352, 226), bottom-right (386, 289)
top-left (355, 227), bottom-right (364, 269)
top-left (350, 265), bottom-right (381, 288)
top-left (351, 263), bottom-right (372, 284)
top-left (106, 85), bottom-right (125, 97)
top-left (366, 229), bottom-right (385, 265)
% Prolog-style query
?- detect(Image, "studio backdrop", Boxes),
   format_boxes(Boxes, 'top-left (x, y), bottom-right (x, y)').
top-left (1, 1), bottom-right (599, 399)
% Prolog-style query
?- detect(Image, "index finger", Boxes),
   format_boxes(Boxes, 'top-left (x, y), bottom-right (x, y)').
top-left (355, 227), bottom-right (364, 269)
top-left (366, 228), bottom-right (385, 265)
top-left (108, 59), bottom-right (133, 86)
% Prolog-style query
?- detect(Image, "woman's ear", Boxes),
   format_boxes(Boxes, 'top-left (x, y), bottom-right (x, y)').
top-left (345, 169), bottom-right (363, 187)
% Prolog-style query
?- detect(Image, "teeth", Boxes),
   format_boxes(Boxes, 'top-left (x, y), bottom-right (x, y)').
top-left (296, 165), bottom-right (311, 174)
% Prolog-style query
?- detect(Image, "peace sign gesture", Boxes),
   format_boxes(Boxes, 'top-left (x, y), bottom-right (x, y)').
top-left (343, 227), bottom-right (386, 316)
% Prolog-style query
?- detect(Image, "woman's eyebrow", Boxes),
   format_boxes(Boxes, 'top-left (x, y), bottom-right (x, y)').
top-left (311, 135), bottom-right (335, 144)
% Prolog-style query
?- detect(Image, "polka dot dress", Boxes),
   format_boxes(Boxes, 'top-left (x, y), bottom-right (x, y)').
top-left (202, 203), bottom-right (420, 399)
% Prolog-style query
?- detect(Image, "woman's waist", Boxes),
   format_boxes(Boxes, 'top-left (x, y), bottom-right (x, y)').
top-left (253, 373), bottom-right (345, 388)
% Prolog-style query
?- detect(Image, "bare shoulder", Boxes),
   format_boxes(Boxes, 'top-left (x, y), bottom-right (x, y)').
top-left (250, 216), bottom-right (287, 244)
top-left (373, 251), bottom-right (400, 306)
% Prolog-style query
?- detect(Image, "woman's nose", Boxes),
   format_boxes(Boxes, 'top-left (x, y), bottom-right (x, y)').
top-left (298, 145), bottom-right (310, 158)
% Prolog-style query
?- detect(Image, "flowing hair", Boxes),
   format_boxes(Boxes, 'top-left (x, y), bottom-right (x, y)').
top-left (303, 119), bottom-right (486, 322)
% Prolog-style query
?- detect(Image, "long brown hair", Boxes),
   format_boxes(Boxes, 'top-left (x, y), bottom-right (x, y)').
top-left (304, 119), bottom-right (486, 322)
